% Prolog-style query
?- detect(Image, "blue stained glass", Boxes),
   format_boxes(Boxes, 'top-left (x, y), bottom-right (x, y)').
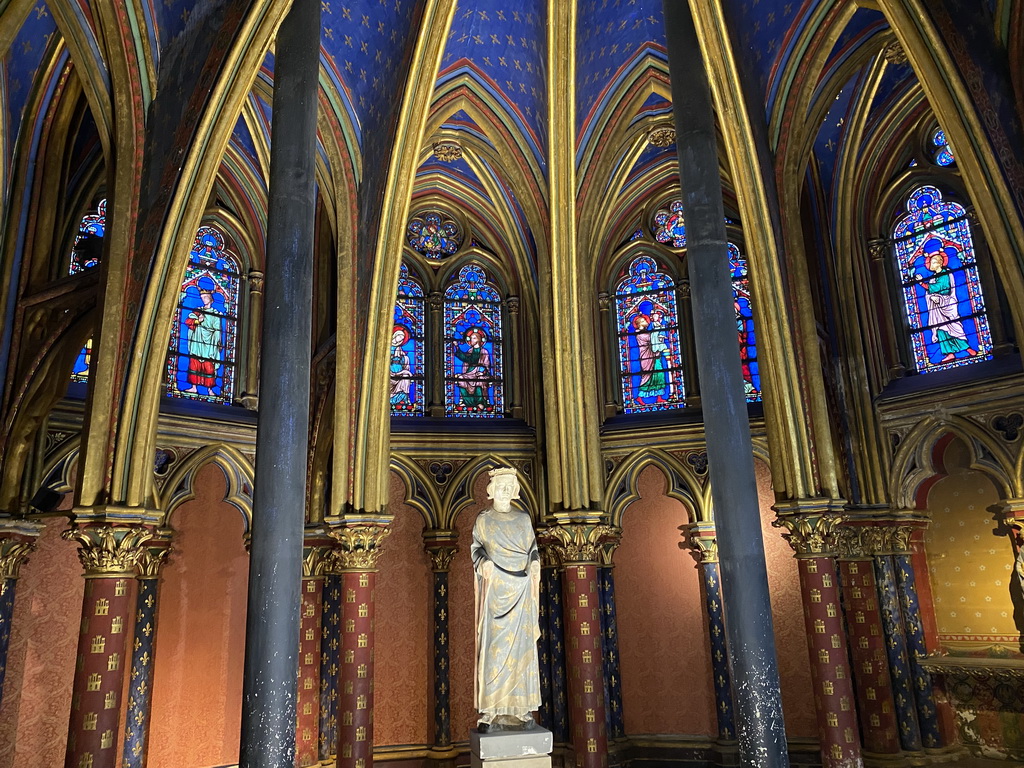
top-left (70, 338), bottom-right (92, 385)
top-left (629, 228), bottom-right (644, 242)
top-left (729, 244), bottom-right (761, 402)
top-left (932, 128), bottom-right (955, 167)
top-left (407, 211), bottom-right (463, 259)
top-left (653, 200), bottom-right (686, 248)
top-left (614, 255), bottom-right (686, 413)
top-left (69, 199), bottom-right (106, 275)
top-left (893, 186), bottom-right (992, 373)
top-left (165, 226), bottom-right (241, 404)
top-left (443, 264), bottom-right (504, 417)
top-left (391, 264), bottom-right (425, 416)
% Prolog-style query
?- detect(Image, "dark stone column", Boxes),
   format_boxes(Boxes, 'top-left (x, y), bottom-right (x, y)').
top-left (423, 532), bottom-right (458, 754)
top-left (238, 0), bottom-right (320, 765)
top-left (597, 537), bottom-right (623, 741)
top-left (62, 525), bottom-right (151, 768)
top-left (0, 521), bottom-right (41, 707)
top-left (685, 525), bottom-right (735, 743)
top-left (319, 569), bottom-right (342, 764)
top-left (662, 4), bottom-right (789, 765)
top-left (122, 543), bottom-right (171, 768)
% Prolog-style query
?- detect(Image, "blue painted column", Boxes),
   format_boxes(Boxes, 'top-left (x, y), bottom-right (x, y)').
top-left (424, 533), bottom-right (458, 753)
top-left (0, 523), bottom-right (40, 707)
top-left (542, 547), bottom-right (569, 743)
top-left (319, 569), bottom-right (342, 765)
top-left (598, 539), bottom-right (624, 741)
top-left (872, 532), bottom-right (923, 753)
top-left (122, 545), bottom-right (170, 768)
top-left (686, 526), bottom-right (735, 742)
top-left (538, 552), bottom-right (555, 732)
top-left (891, 525), bottom-right (942, 749)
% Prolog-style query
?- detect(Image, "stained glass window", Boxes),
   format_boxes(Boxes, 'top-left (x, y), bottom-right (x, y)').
top-left (614, 255), bottom-right (686, 413)
top-left (892, 186), bottom-right (992, 373)
top-left (443, 264), bottom-right (504, 417)
top-left (165, 226), bottom-right (241, 403)
top-left (70, 338), bottom-right (92, 385)
top-left (729, 244), bottom-right (761, 402)
top-left (69, 199), bottom-right (106, 275)
top-left (653, 199), bottom-right (686, 248)
top-left (407, 211), bottom-right (463, 259)
top-left (391, 264), bottom-right (425, 416)
top-left (931, 128), bottom-right (955, 167)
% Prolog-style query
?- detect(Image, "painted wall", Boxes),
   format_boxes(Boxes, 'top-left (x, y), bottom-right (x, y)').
top-left (375, 472), bottom-right (431, 747)
top-left (0, 517), bottom-right (83, 768)
top-left (148, 463), bottom-right (249, 768)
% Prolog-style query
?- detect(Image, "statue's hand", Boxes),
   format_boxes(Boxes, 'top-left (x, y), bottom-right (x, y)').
top-left (481, 560), bottom-right (495, 579)
top-left (529, 560), bottom-right (540, 578)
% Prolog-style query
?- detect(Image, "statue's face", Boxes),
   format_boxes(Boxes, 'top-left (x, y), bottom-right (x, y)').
top-left (491, 477), bottom-right (517, 505)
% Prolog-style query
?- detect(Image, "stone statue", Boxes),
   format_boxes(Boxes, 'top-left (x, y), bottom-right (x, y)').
top-left (472, 466), bottom-right (541, 731)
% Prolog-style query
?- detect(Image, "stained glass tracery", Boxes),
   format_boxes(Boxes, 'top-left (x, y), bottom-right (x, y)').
top-left (407, 211), bottom-right (463, 259)
top-left (931, 128), bottom-right (955, 167)
top-left (729, 244), bottom-right (761, 402)
top-left (614, 255), bottom-right (685, 413)
top-left (166, 226), bottom-right (241, 403)
top-left (653, 200), bottom-right (686, 248)
top-left (391, 264), bottom-right (425, 416)
top-left (892, 186), bottom-right (991, 373)
top-left (443, 264), bottom-right (504, 417)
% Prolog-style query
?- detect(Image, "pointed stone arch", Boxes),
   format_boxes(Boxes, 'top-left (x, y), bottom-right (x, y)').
top-left (161, 444), bottom-right (256, 533)
top-left (442, 452), bottom-right (540, 530)
top-left (604, 448), bottom-right (706, 528)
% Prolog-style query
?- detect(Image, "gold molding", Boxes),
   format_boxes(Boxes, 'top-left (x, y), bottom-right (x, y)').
top-left (328, 524), bottom-right (392, 571)
top-left (539, 523), bottom-right (618, 566)
top-left (773, 511), bottom-right (843, 557)
top-left (62, 524), bottom-right (153, 576)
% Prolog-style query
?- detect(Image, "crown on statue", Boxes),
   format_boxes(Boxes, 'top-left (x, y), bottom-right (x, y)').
top-left (488, 466), bottom-right (518, 479)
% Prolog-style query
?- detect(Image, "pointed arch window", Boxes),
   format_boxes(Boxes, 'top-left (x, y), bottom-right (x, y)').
top-left (892, 186), bottom-right (992, 373)
top-left (443, 264), bottom-right (504, 417)
top-left (165, 226), bottom-right (242, 404)
top-left (614, 255), bottom-right (686, 413)
top-left (390, 264), bottom-right (425, 416)
top-left (729, 244), bottom-right (761, 402)
top-left (69, 199), bottom-right (106, 384)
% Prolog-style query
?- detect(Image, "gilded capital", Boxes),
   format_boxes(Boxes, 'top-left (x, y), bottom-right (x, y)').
top-left (834, 527), bottom-right (870, 560)
top-left (0, 538), bottom-right (36, 580)
top-left (302, 546), bottom-right (333, 578)
top-left (773, 513), bottom-right (842, 557)
top-left (328, 524), bottom-right (391, 570)
top-left (689, 536), bottom-right (719, 564)
top-left (862, 524), bottom-right (916, 555)
top-left (62, 525), bottom-right (153, 576)
top-left (539, 524), bottom-right (618, 566)
top-left (425, 544), bottom-right (458, 572)
top-left (136, 545), bottom-right (171, 579)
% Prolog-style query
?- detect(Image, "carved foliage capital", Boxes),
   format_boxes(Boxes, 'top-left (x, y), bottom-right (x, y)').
top-left (62, 525), bottom-right (153, 575)
top-left (539, 524), bottom-right (619, 566)
top-left (862, 524), bottom-right (916, 555)
top-left (688, 535), bottom-right (719, 564)
top-left (0, 537), bottom-right (37, 580)
top-left (302, 545), bottom-right (334, 578)
top-left (328, 524), bottom-right (391, 570)
top-left (773, 513), bottom-right (842, 556)
top-left (425, 543), bottom-right (459, 572)
top-left (136, 546), bottom-right (171, 579)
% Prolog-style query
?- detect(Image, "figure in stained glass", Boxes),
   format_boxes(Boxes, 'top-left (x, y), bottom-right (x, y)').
top-left (69, 199), bottom-right (106, 275)
top-left (614, 255), bottom-right (685, 413)
top-left (391, 265), bottom-right (425, 415)
top-left (653, 200), bottom-right (686, 248)
top-left (407, 211), bottom-right (463, 259)
top-left (444, 264), bottom-right (504, 417)
top-left (166, 226), bottom-right (240, 403)
top-left (893, 186), bottom-right (992, 373)
top-left (729, 244), bottom-right (761, 402)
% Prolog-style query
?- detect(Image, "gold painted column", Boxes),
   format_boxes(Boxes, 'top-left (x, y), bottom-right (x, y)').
top-left (239, 269), bottom-right (264, 409)
top-left (62, 525), bottom-right (152, 768)
top-left (541, 524), bottom-right (615, 768)
top-left (297, 537), bottom-right (331, 767)
top-left (0, 519), bottom-right (42, 706)
top-left (423, 531), bottom-right (458, 754)
top-left (774, 504), bottom-right (862, 768)
top-left (330, 524), bottom-right (390, 768)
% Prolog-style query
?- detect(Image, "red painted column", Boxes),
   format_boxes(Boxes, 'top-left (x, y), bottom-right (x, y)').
top-left (62, 525), bottom-right (152, 768)
top-left (331, 525), bottom-right (389, 768)
top-left (296, 541), bottom-right (329, 767)
top-left (775, 508), bottom-right (862, 768)
top-left (837, 528), bottom-right (900, 757)
top-left (543, 524), bottom-right (612, 768)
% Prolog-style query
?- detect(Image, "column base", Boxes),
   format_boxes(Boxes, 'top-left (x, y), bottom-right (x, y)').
top-left (470, 729), bottom-right (554, 768)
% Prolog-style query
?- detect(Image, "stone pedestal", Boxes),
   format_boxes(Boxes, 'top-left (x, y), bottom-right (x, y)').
top-left (469, 727), bottom-right (553, 768)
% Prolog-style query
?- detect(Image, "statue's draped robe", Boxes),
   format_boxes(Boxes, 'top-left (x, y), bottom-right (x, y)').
top-left (472, 508), bottom-right (541, 722)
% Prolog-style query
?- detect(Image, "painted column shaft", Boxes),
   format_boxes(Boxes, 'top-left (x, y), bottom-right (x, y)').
top-left (238, 0), bottom-right (320, 765)
top-left (545, 565), bottom-right (569, 742)
top-left (838, 559), bottom-right (900, 755)
top-left (874, 555), bottom-right (923, 751)
top-left (796, 556), bottom-right (862, 768)
top-left (893, 554), bottom-right (941, 748)
top-left (0, 578), bottom-right (17, 706)
top-left (297, 577), bottom-right (325, 766)
top-left (65, 574), bottom-right (136, 768)
top-left (432, 569), bottom-right (452, 747)
top-left (122, 577), bottom-right (160, 768)
top-left (562, 564), bottom-right (608, 768)
top-left (598, 566), bottom-right (623, 740)
top-left (662, 4), bottom-right (789, 764)
top-left (319, 573), bottom-right (342, 765)
top-left (538, 566), bottom-right (554, 732)
top-left (336, 572), bottom-right (376, 768)
top-left (700, 561), bottom-right (735, 742)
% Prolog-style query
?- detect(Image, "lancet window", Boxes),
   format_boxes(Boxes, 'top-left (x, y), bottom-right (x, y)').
top-left (730, 244), bottom-right (761, 402)
top-left (443, 264), bottom-right (504, 417)
top-left (69, 199), bottom-right (106, 384)
top-left (891, 186), bottom-right (992, 374)
top-left (165, 226), bottom-right (242, 404)
top-left (389, 264), bottom-right (426, 416)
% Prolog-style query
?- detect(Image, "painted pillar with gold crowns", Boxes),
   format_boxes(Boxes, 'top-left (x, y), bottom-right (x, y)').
top-left (834, 525), bottom-right (900, 757)
top-left (330, 524), bottom-right (390, 768)
top-left (62, 524), bottom-right (152, 768)
top-left (684, 524), bottom-right (735, 743)
top-left (297, 536), bottom-right (331, 767)
top-left (774, 503), bottom-right (862, 768)
top-left (121, 541), bottom-right (171, 768)
top-left (597, 534), bottom-right (623, 742)
top-left (423, 531), bottom-right (458, 754)
top-left (0, 519), bottom-right (42, 706)
top-left (540, 523), bottom-right (615, 768)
